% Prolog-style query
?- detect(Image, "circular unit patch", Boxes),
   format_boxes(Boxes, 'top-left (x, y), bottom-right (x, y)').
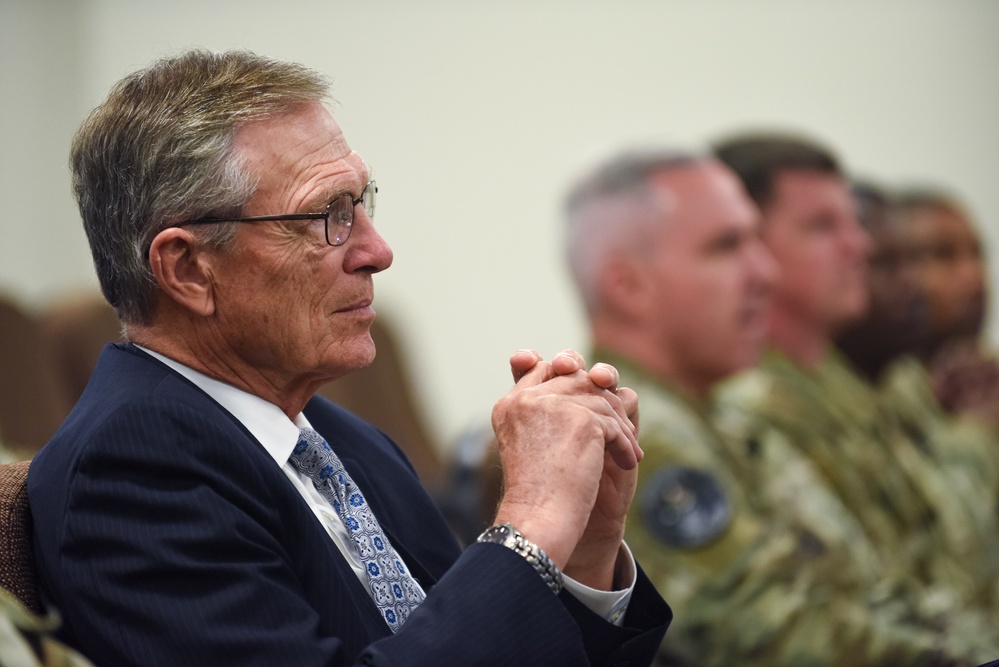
top-left (639, 466), bottom-right (731, 549)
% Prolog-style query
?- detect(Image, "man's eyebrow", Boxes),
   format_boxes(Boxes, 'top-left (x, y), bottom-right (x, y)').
top-left (302, 183), bottom-right (359, 213)
top-left (302, 168), bottom-right (371, 213)
top-left (302, 189), bottom-right (343, 213)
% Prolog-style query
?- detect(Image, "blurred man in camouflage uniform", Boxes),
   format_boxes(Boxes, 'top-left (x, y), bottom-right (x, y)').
top-left (871, 188), bottom-right (999, 608)
top-left (712, 133), bottom-right (998, 662)
top-left (886, 189), bottom-right (999, 437)
top-left (563, 148), bottom-right (987, 665)
top-left (898, 190), bottom-right (990, 365)
top-left (834, 182), bottom-right (931, 383)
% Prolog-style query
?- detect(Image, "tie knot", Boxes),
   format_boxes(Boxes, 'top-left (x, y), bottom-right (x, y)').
top-left (290, 428), bottom-right (338, 480)
top-left (297, 427), bottom-right (326, 451)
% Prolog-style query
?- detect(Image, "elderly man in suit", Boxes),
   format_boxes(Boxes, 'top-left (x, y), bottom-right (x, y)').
top-left (28, 49), bottom-right (670, 666)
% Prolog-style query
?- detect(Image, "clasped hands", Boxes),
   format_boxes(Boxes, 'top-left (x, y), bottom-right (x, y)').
top-left (491, 349), bottom-right (641, 592)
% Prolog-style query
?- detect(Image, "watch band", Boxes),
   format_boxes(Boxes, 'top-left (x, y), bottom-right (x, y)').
top-left (477, 522), bottom-right (564, 595)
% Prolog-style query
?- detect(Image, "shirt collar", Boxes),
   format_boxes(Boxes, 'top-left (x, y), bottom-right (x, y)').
top-left (135, 345), bottom-right (310, 467)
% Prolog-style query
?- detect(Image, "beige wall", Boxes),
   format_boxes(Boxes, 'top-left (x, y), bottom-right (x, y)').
top-left (2, 0), bottom-right (998, 449)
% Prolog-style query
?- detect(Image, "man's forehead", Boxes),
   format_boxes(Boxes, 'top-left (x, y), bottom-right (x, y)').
top-left (233, 103), bottom-right (369, 205)
top-left (232, 103), bottom-right (352, 158)
top-left (647, 159), bottom-right (712, 187)
top-left (657, 163), bottom-right (751, 211)
top-left (771, 168), bottom-right (848, 200)
top-left (648, 160), bottom-right (739, 197)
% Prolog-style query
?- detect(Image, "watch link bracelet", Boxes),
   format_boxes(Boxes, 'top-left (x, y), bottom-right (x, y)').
top-left (477, 522), bottom-right (564, 595)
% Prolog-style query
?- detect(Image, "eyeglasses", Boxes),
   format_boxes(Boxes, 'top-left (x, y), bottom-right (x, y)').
top-left (181, 179), bottom-right (377, 247)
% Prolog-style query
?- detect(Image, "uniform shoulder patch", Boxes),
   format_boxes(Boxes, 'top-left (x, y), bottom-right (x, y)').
top-left (639, 466), bottom-right (731, 549)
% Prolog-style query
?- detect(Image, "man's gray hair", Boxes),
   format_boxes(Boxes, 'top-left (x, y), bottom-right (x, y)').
top-left (564, 148), bottom-right (704, 315)
top-left (70, 49), bottom-right (332, 325)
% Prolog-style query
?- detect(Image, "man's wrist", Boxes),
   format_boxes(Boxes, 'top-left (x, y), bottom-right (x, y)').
top-left (477, 523), bottom-right (564, 595)
top-left (561, 542), bottom-right (636, 626)
top-left (562, 530), bottom-right (627, 591)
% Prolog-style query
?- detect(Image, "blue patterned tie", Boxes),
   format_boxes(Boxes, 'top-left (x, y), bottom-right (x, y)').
top-left (288, 427), bottom-right (425, 632)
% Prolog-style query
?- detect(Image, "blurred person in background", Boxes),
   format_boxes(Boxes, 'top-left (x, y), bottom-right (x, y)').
top-left (836, 181), bottom-right (999, 612)
top-left (900, 190), bottom-right (989, 361)
top-left (891, 189), bottom-right (999, 425)
top-left (714, 132), bottom-right (999, 663)
top-left (563, 147), bottom-right (982, 665)
top-left (873, 188), bottom-right (999, 609)
top-left (834, 181), bottom-right (931, 383)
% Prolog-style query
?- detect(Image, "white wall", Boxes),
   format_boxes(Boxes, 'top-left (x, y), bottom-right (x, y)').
top-left (2, 0), bottom-right (998, 450)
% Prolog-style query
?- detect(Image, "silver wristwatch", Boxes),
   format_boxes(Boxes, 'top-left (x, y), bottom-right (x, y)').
top-left (477, 523), bottom-right (564, 595)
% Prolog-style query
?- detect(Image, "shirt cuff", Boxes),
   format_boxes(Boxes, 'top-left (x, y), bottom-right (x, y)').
top-left (560, 541), bottom-right (636, 626)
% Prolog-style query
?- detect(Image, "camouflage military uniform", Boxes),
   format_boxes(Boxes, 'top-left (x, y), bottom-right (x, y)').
top-left (882, 355), bottom-right (999, 609)
top-left (596, 350), bottom-right (979, 666)
top-left (0, 589), bottom-right (93, 667)
top-left (716, 349), bottom-right (999, 663)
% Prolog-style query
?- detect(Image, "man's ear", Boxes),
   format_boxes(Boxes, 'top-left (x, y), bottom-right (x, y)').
top-left (147, 228), bottom-right (217, 317)
top-left (600, 255), bottom-right (651, 322)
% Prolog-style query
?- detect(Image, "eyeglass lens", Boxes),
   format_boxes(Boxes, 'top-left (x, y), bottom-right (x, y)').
top-left (327, 180), bottom-right (376, 246)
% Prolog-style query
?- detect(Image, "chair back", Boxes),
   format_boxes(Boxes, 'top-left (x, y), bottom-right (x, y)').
top-left (0, 460), bottom-right (39, 613)
top-left (40, 294), bottom-right (124, 407)
top-left (0, 296), bottom-right (68, 456)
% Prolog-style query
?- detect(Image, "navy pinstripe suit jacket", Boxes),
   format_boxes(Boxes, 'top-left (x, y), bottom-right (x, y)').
top-left (29, 343), bottom-right (670, 666)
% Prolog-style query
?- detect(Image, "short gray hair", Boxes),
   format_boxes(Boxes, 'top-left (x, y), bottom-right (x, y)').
top-left (564, 148), bottom-right (703, 315)
top-left (70, 49), bottom-right (331, 325)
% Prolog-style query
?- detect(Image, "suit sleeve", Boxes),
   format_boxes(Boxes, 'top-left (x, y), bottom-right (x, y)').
top-left (363, 544), bottom-right (670, 667)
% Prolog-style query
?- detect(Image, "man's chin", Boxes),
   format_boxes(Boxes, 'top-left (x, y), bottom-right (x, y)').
top-left (721, 343), bottom-right (767, 380)
top-left (322, 338), bottom-right (377, 380)
top-left (838, 290), bottom-right (871, 327)
top-left (954, 312), bottom-right (986, 339)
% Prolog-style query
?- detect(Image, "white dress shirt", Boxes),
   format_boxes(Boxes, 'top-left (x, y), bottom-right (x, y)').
top-left (138, 346), bottom-right (634, 625)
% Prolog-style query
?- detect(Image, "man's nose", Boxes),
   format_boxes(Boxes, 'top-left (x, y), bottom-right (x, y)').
top-left (345, 211), bottom-right (393, 273)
